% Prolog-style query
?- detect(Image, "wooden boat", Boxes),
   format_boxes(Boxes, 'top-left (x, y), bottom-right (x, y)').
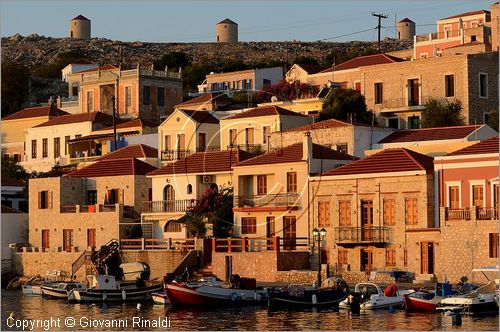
top-left (22, 285), bottom-right (42, 297)
top-left (404, 283), bottom-right (455, 312)
top-left (152, 292), bottom-right (169, 305)
top-left (41, 282), bottom-right (85, 299)
top-left (340, 283), bottom-right (412, 310)
top-left (268, 277), bottom-right (349, 308)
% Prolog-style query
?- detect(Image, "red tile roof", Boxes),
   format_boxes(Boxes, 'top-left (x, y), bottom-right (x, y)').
top-left (2, 106), bottom-right (68, 120)
top-left (181, 110), bottom-right (220, 124)
top-left (77, 65), bottom-right (118, 74)
top-left (319, 53), bottom-right (404, 73)
top-left (441, 10), bottom-right (490, 20)
top-left (66, 158), bottom-right (157, 178)
top-left (285, 119), bottom-right (351, 132)
top-left (235, 143), bottom-right (355, 167)
top-left (1, 175), bottom-right (26, 187)
top-left (447, 136), bottom-right (499, 156)
top-left (97, 144), bottom-right (158, 161)
top-left (34, 112), bottom-right (120, 128)
top-left (72, 15), bottom-right (90, 21)
top-left (1, 205), bottom-right (23, 214)
top-left (177, 93), bottom-right (234, 107)
top-left (322, 148), bottom-right (434, 176)
top-left (148, 150), bottom-right (253, 176)
top-left (99, 118), bottom-right (157, 131)
top-left (224, 105), bottom-right (308, 120)
top-left (378, 125), bottom-right (481, 144)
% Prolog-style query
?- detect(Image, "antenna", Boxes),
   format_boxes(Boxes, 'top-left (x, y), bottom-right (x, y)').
top-left (372, 12), bottom-right (388, 52)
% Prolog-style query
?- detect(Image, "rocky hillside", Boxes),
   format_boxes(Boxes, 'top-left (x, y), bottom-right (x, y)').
top-left (2, 34), bottom-right (412, 69)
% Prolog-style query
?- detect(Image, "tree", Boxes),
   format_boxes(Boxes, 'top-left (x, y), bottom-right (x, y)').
top-left (33, 49), bottom-right (86, 79)
top-left (486, 111), bottom-right (499, 132)
top-left (1, 153), bottom-right (29, 181)
top-left (259, 80), bottom-right (318, 102)
top-left (154, 51), bottom-right (191, 71)
top-left (421, 98), bottom-right (465, 128)
top-left (319, 88), bottom-right (374, 124)
top-left (1, 61), bottom-right (30, 116)
top-left (293, 55), bottom-right (319, 66)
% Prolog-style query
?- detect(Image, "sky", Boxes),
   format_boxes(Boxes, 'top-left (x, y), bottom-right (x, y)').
top-left (0, 0), bottom-right (495, 43)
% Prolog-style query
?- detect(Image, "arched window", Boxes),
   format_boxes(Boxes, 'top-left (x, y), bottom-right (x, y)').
top-left (187, 184), bottom-right (193, 194)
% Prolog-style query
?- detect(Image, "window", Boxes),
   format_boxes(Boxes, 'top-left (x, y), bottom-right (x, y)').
top-left (107, 189), bottom-right (123, 204)
top-left (65, 136), bottom-right (70, 155)
top-left (125, 86), bottom-right (132, 113)
top-left (87, 229), bottom-right (96, 248)
top-left (408, 79), bottom-right (420, 106)
top-left (408, 116), bottom-right (420, 129)
top-left (164, 135), bottom-right (172, 150)
top-left (143, 86), bottom-right (151, 105)
top-left (494, 184), bottom-right (499, 208)
top-left (63, 229), bottom-right (73, 252)
top-left (53, 137), bottom-right (60, 158)
top-left (383, 199), bottom-right (395, 226)
top-left (338, 250), bottom-right (348, 265)
top-left (198, 133), bottom-right (206, 152)
top-left (318, 201), bottom-right (330, 227)
top-left (472, 185), bottom-right (484, 207)
top-left (158, 87), bottom-right (165, 107)
top-left (42, 138), bottom-right (48, 157)
top-left (229, 129), bottom-right (237, 146)
top-left (445, 75), bottom-right (455, 97)
top-left (339, 201), bottom-right (351, 226)
top-left (263, 126), bottom-right (271, 144)
top-left (31, 140), bottom-right (37, 159)
top-left (386, 247), bottom-right (396, 267)
top-left (245, 127), bottom-right (254, 145)
top-left (187, 184), bottom-right (193, 194)
top-left (489, 233), bottom-right (499, 258)
top-left (87, 190), bottom-right (97, 205)
top-left (449, 186), bottom-right (460, 208)
top-left (164, 221), bottom-right (182, 233)
top-left (38, 191), bottom-right (52, 209)
top-left (42, 229), bottom-right (50, 248)
top-left (241, 217), bottom-right (257, 234)
top-left (479, 73), bottom-right (488, 98)
top-left (374, 82), bottom-right (383, 104)
top-left (263, 79), bottom-right (271, 87)
top-left (72, 84), bottom-right (79, 97)
top-left (287, 172), bottom-right (297, 193)
top-left (388, 118), bottom-right (399, 129)
top-left (405, 198), bottom-right (418, 224)
top-left (86, 91), bottom-right (93, 112)
top-left (336, 144), bottom-right (348, 154)
top-left (257, 175), bottom-right (267, 195)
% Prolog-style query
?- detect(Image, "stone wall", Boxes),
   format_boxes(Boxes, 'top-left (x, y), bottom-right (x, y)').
top-left (120, 250), bottom-right (195, 280)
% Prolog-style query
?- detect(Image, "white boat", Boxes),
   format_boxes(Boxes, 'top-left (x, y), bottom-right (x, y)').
top-left (22, 285), bottom-right (42, 296)
top-left (41, 282), bottom-right (86, 299)
top-left (152, 292), bottom-right (169, 305)
top-left (438, 280), bottom-right (498, 314)
top-left (339, 283), bottom-right (413, 310)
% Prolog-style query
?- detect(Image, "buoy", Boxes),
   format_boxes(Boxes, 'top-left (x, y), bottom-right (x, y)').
top-left (451, 313), bottom-right (462, 326)
top-left (389, 306), bottom-right (396, 313)
top-left (312, 294), bottom-right (318, 305)
top-left (122, 289), bottom-right (126, 301)
top-left (137, 303), bottom-right (142, 310)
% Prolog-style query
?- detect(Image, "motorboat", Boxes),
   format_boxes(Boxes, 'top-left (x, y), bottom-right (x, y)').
top-left (22, 285), bottom-right (42, 297)
top-left (404, 283), bottom-right (456, 312)
top-left (267, 277), bottom-right (349, 308)
top-left (153, 276), bottom-right (222, 305)
top-left (68, 274), bottom-right (162, 303)
top-left (339, 283), bottom-right (412, 310)
top-left (437, 280), bottom-right (498, 315)
top-left (165, 274), bottom-right (267, 306)
top-left (152, 292), bottom-right (169, 305)
top-left (41, 282), bottom-right (86, 299)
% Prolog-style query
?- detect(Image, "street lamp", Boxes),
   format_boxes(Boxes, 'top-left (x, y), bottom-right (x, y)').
top-left (313, 227), bottom-right (327, 287)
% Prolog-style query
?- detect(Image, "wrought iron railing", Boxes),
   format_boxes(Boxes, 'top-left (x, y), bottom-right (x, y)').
top-left (334, 226), bottom-right (390, 244)
top-left (161, 149), bottom-right (191, 161)
top-left (477, 207), bottom-right (498, 220)
top-left (235, 193), bottom-right (300, 208)
top-left (142, 199), bottom-right (197, 213)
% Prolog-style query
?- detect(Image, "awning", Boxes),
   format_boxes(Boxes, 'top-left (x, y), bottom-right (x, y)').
top-left (68, 130), bottom-right (140, 144)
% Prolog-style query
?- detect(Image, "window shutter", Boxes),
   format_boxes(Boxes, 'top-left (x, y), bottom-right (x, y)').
top-left (48, 191), bottom-right (53, 209)
top-left (118, 189), bottom-right (124, 204)
top-left (38, 191), bottom-right (42, 209)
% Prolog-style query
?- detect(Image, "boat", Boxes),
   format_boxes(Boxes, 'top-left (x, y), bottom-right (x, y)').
top-left (152, 292), bottom-right (170, 305)
top-left (22, 285), bottom-right (42, 297)
top-left (339, 283), bottom-right (412, 310)
top-left (41, 282), bottom-right (86, 299)
top-left (68, 274), bottom-right (162, 303)
top-left (165, 274), bottom-right (267, 306)
top-left (267, 277), bottom-right (349, 308)
top-left (437, 280), bottom-right (499, 315)
top-left (403, 283), bottom-right (455, 312)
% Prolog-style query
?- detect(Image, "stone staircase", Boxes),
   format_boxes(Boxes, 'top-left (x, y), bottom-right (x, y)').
top-left (192, 264), bottom-right (216, 279)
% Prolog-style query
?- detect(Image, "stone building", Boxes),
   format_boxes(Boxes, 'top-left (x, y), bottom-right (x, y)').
top-left (309, 148), bottom-right (436, 282)
top-left (397, 18), bottom-right (415, 41)
top-left (198, 67), bottom-right (283, 94)
top-left (434, 137), bottom-right (499, 282)
top-left (67, 64), bottom-right (183, 123)
top-left (216, 18), bottom-right (238, 43)
top-left (69, 15), bottom-right (91, 39)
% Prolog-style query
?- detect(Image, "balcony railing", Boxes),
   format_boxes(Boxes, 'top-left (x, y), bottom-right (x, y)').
top-left (446, 208), bottom-right (471, 221)
top-left (477, 207), bottom-right (498, 220)
top-left (69, 155), bottom-right (102, 164)
top-left (334, 226), bottom-right (390, 244)
top-left (60, 204), bottom-right (117, 213)
top-left (235, 193), bottom-right (300, 208)
top-left (196, 146), bottom-right (221, 153)
top-left (161, 149), bottom-right (190, 161)
top-left (212, 236), bottom-right (309, 252)
top-left (379, 96), bottom-right (434, 110)
top-left (142, 199), bottom-right (197, 214)
top-left (227, 144), bottom-right (262, 152)
top-left (415, 29), bottom-right (462, 42)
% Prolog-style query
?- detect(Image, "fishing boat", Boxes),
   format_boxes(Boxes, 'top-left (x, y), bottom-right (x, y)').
top-left (41, 282), bottom-right (86, 299)
top-left (22, 285), bottom-right (42, 297)
top-left (339, 283), bottom-right (412, 310)
top-left (165, 275), bottom-right (267, 306)
top-left (68, 274), bottom-right (161, 303)
top-left (268, 277), bottom-right (349, 308)
top-left (403, 283), bottom-right (455, 312)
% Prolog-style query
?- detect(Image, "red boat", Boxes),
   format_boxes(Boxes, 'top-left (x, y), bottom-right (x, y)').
top-left (403, 291), bottom-right (440, 312)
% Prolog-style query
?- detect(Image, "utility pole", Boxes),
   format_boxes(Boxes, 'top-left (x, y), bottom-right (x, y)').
top-left (372, 12), bottom-right (388, 52)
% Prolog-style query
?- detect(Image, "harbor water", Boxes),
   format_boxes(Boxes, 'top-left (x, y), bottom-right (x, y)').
top-left (1, 290), bottom-right (498, 331)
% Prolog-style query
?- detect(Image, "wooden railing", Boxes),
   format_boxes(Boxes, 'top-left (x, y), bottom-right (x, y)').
top-left (477, 207), bottom-right (499, 220)
top-left (235, 193), bottom-right (300, 208)
top-left (334, 226), bottom-right (390, 244)
top-left (212, 236), bottom-right (309, 252)
top-left (120, 238), bottom-right (196, 251)
top-left (446, 208), bottom-right (471, 221)
top-left (142, 199), bottom-right (197, 213)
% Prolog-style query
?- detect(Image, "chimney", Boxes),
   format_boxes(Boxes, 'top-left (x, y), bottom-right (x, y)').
top-left (302, 131), bottom-right (312, 161)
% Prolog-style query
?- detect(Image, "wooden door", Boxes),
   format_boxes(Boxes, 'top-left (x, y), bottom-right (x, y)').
top-left (421, 241), bottom-right (434, 274)
top-left (361, 200), bottom-right (374, 241)
top-left (229, 129), bottom-right (237, 147)
top-left (42, 230), bottom-right (50, 248)
top-left (361, 249), bottom-right (373, 274)
top-left (494, 184), bottom-right (499, 208)
top-left (164, 135), bottom-right (172, 150)
top-left (449, 186), bottom-right (459, 208)
top-left (472, 185), bottom-right (484, 207)
top-left (177, 133), bottom-right (186, 158)
top-left (198, 133), bottom-right (206, 152)
top-left (63, 229), bottom-right (73, 252)
top-left (266, 216), bottom-right (275, 246)
top-left (283, 216), bottom-right (296, 250)
top-left (408, 79), bottom-right (419, 106)
top-left (164, 185), bottom-right (175, 211)
top-left (245, 128), bottom-right (254, 146)
top-left (87, 229), bottom-right (96, 248)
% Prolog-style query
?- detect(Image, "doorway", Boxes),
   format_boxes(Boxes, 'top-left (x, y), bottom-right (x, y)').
top-left (420, 241), bottom-right (434, 274)
top-left (283, 216), bottom-right (296, 250)
top-left (361, 200), bottom-right (374, 241)
top-left (360, 249), bottom-right (373, 274)
top-left (266, 216), bottom-right (275, 247)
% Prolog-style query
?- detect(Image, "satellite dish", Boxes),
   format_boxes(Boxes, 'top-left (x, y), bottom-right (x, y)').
top-left (271, 96), bottom-right (278, 102)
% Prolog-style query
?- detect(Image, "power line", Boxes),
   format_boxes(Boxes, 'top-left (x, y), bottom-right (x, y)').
top-left (319, 27), bottom-right (377, 41)
top-left (372, 12), bottom-right (388, 52)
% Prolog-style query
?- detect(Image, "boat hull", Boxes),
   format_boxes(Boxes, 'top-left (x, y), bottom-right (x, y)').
top-left (152, 292), bottom-right (169, 305)
top-left (70, 284), bottom-right (162, 303)
top-left (22, 285), bottom-right (42, 297)
top-left (404, 294), bottom-right (438, 312)
top-left (41, 286), bottom-right (69, 299)
top-left (268, 288), bottom-right (348, 308)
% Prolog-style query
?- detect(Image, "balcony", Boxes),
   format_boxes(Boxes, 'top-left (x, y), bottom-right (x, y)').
top-left (443, 206), bottom-right (499, 221)
top-left (477, 207), bottom-right (499, 220)
top-left (334, 226), bottom-right (390, 246)
top-left (378, 96), bottom-right (434, 112)
top-left (142, 199), bottom-right (197, 214)
top-left (445, 208), bottom-right (471, 221)
top-left (196, 146), bottom-right (221, 153)
top-left (235, 193), bottom-right (300, 210)
top-left (227, 144), bottom-right (263, 153)
top-left (161, 149), bottom-right (190, 161)
top-left (415, 29), bottom-right (462, 43)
